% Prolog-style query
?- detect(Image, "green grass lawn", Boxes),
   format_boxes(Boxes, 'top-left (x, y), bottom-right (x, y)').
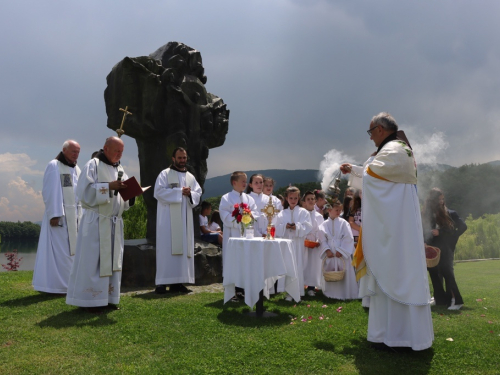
top-left (1, 261), bottom-right (499, 375)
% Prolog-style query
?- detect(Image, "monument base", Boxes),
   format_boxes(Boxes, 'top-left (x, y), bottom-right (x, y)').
top-left (122, 239), bottom-right (222, 288)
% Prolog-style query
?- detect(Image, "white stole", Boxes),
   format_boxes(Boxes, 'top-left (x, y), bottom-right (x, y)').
top-left (58, 162), bottom-right (80, 255)
top-left (166, 168), bottom-right (195, 258)
top-left (95, 159), bottom-right (125, 277)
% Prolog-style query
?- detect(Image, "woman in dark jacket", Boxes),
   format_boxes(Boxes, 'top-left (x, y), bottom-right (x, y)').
top-left (423, 188), bottom-right (467, 310)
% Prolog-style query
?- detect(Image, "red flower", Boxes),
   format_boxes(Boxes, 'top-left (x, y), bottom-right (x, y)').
top-left (236, 214), bottom-right (242, 222)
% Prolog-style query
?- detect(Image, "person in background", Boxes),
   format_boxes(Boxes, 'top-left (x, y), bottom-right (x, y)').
top-left (422, 188), bottom-right (467, 310)
top-left (199, 201), bottom-right (223, 246)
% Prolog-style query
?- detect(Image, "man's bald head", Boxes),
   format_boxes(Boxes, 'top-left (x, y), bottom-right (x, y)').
top-left (62, 139), bottom-right (80, 164)
top-left (103, 136), bottom-right (124, 164)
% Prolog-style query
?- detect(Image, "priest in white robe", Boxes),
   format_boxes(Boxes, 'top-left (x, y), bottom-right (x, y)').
top-left (33, 140), bottom-right (82, 294)
top-left (342, 112), bottom-right (433, 351)
top-left (66, 137), bottom-right (132, 309)
top-left (154, 147), bottom-right (202, 294)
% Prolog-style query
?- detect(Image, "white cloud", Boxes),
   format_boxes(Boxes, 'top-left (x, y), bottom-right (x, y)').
top-left (0, 177), bottom-right (44, 222)
top-left (0, 153), bottom-right (44, 222)
top-left (0, 153), bottom-right (43, 175)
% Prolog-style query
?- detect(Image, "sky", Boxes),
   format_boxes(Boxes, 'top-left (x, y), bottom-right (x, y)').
top-left (1, 0), bottom-right (500, 222)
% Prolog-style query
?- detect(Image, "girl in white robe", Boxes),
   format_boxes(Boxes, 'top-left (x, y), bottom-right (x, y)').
top-left (275, 186), bottom-right (312, 300)
top-left (262, 177), bottom-right (283, 225)
top-left (319, 200), bottom-right (359, 300)
top-left (301, 191), bottom-right (325, 296)
top-left (246, 174), bottom-right (271, 237)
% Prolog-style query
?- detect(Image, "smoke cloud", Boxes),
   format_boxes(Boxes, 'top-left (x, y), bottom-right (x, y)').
top-left (318, 149), bottom-right (356, 192)
top-left (412, 132), bottom-right (449, 166)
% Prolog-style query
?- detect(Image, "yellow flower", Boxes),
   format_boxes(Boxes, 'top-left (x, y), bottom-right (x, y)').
top-left (241, 214), bottom-right (252, 225)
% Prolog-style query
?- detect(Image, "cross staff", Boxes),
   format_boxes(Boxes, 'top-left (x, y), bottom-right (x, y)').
top-left (116, 106), bottom-right (132, 138)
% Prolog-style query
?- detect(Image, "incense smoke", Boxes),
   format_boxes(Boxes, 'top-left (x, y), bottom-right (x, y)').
top-left (411, 131), bottom-right (449, 166)
top-left (318, 149), bottom-right (355, 192)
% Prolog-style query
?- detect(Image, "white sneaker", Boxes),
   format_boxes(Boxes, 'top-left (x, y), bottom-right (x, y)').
top-left (285, 294), bottom-right (293, 302)
top-left (448, 304), bottom-right (463, 311)
top-left (450, 297), bottom-right (455, 306)
top-left (429, 297), bottom-right (436, 306)
top-left (307, 290), bottom-right (316, 297)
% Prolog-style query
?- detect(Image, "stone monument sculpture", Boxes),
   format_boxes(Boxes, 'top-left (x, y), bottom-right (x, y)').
top-left (104, 42), bottom-right (229, 242)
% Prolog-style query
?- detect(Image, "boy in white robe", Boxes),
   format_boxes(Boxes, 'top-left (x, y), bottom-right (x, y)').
top-left (319, 199), bottom-right (358, 300)
top-left (342, 112), bottom-right (433, 351)
top-left (301, 191), bottom-right (325, 297)
top-left (66, 137), bottom-right (132, 311)
top-left (33, 140), bottom-right (81, 294)
top-left (275, 186), bottom-right (312, 300)
top-left (219, 171), bottom-right (259, 300)
top-left (154, 147), bottom-right (202, 294)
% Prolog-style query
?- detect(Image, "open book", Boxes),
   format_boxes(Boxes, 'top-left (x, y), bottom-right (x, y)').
top-left (118, 176), bottom-right (150, 201)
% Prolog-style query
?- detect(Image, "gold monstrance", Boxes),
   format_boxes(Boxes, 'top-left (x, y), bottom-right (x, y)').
top-left (261, 196), bottom-right (280, 240)
top-left (116, 106), bottom-right (132, 138)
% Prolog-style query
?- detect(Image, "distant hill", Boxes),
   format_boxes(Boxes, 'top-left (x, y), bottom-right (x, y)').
top-left (202, 164), bottom-right (458, 199)
top-left (202, 169), bottom-right (320, 198)
top-left (486, 160), bottom-right (500, 166)
top-left (417, 163), bottom-right (454, 173)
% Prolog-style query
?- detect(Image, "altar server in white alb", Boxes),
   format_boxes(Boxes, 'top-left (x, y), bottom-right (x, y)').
top-left (33, 140), bottom-right (82, 294)
top-left (66, 137), bottom-right (132, 310)
top-left (342, 112), bottom-right (434, 351)
top-left (154, 147), bottom-right (202, 294)
top-left (219, 171), bottom-right (260, 255)
top-left (274, 186), bottom-right (312, 300)
top-left (246, 173), bottom-right (271, 237)
top-left (318, 199), bottom-right (358, 300)
top-left (301, 191), bottom-right (325, 297)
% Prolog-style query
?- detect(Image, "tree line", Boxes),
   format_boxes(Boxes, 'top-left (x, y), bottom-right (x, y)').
top-left (0, 221), bottom-right (41, 239)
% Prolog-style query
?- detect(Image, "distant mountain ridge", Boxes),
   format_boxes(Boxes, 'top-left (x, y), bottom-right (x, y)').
top-left (202, 169), bottom-right (320, 198)
top-left (202, 164), bottom-right (455, 198)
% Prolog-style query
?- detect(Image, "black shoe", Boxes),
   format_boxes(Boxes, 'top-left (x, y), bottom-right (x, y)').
top-left (230, 296), bottom-right (240, 302)
top-left (236, 291), bottom-right (245, 299)
top-left (155, 285), bottom-right (167, 294)
top-left (170, 284), bottom-right (191, 294)
top-left (177, 284), bottom-right (191, 294)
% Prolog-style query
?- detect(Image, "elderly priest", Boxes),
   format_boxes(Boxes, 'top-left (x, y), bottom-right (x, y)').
top-left (66, 136), bottom-right (133, 311)
top-left (342, 112), bottom-right (434, 351)
top-left (33, 140), bottom-right (82, 294)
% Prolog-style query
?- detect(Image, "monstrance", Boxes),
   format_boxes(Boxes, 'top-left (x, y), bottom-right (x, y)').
top-left (261, 196), bottom-right (280, 240)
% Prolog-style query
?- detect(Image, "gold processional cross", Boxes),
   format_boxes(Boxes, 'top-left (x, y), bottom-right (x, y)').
top-left (261, 196), bottom-right (280, 240)
top-left (116, 106), bottom-right (132, 138)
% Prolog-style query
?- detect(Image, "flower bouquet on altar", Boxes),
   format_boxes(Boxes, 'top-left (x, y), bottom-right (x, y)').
top-left (231, 203), bottom-right (253, 236)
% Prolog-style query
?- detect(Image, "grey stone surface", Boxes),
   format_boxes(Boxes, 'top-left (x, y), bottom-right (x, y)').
top-left (104, 42), bottom-right (229, 241)
top-left (121, 238), bottom-right (222, 287)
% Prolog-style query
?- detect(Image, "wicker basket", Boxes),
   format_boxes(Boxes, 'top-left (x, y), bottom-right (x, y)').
top-left (304, 239), bottom-right (320, 248)
top-left (425, 245), bottom-right (441, 268)
top-left (322, 256), bottom-right (345, 282)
